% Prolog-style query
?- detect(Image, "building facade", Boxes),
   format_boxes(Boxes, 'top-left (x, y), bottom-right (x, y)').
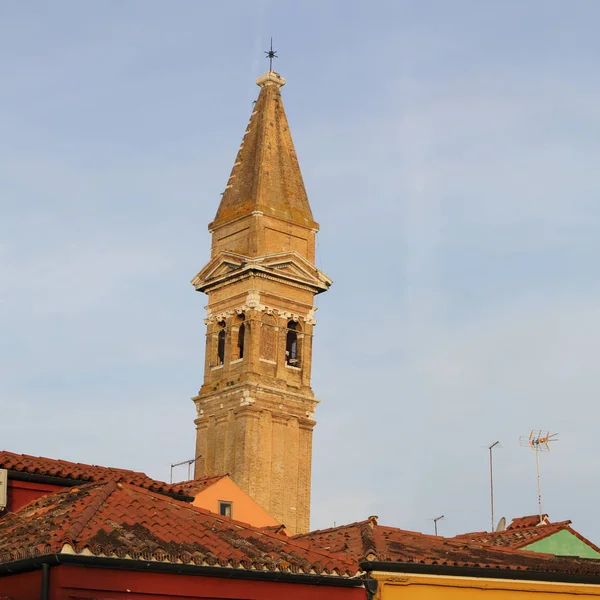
top-left (191, 69), bottom-right (331, 534)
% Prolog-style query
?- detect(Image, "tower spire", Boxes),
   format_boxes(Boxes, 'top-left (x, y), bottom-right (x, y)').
top-left (210, 66), bottom-right (317, 246)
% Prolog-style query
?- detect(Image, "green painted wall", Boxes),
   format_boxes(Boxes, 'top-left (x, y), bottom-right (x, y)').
top-left (523, 529), bottom-right (600, 559)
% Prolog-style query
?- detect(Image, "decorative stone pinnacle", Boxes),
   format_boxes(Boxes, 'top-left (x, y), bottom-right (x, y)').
top-left (256, 71), bottom-right (286, 88)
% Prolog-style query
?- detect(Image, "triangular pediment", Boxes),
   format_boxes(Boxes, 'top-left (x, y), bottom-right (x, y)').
top-left (191, 252), bottom-right (246, 291)
top-left (258, 252), bottom-right (331, 287)
top-left (208, 261), bottom-right (243, 280)
top-left (268, 262), bottom-right (311, 281)
top-left (191, 251), bottom-right (331, 293)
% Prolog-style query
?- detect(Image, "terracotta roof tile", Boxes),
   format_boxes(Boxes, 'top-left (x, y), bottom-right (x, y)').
top-left (295, 517), bottom-right (600, 576)
top-left (0, 451), bottom-right (191, 498)
top-left (0, 481), bottom-right (355, 576)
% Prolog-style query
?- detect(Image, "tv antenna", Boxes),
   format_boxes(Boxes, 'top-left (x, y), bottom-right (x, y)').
top-left (487, 441), bottom-right (500, 532)
top-left (519, 430), bottom-right (558, 523)
top-left (170, 455), bottom-right (202, 483)
top-left (431, 514), bottom-right (444, 536)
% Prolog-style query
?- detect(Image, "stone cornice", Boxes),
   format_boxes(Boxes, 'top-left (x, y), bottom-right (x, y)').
top-left (201, 271), bottom-right (321, 296)
top-left (204, 291), bottom-right (318, 325)
top-left (208, 210), bottom-right (319, 235)
top-left (192, 382), bottom-right (318, 407)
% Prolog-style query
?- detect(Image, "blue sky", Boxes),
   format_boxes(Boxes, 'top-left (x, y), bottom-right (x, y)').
top-left (2, 0), bottom-right (600, 540)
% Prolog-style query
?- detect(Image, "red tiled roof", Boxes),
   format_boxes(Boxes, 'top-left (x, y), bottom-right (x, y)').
top-left (172, 474), bottom-right (228, 496)
top-left (454, 515), bottom-right (600, 555)
top-left (453, 521), bottom-right (570, 549)
top-left (295, 517), bottom-right (600, 576)
top-left (0, 451), bottom-right (192, 498)
top-left (0, 481), bottom-right (355, 576)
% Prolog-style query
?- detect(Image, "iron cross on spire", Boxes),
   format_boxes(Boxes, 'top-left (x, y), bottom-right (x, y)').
top-left (265, 38), bottom-right (278, 71)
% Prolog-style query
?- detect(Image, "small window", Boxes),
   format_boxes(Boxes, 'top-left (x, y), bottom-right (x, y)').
top-left (286, 321), bottom-right (300, 367)
top-left (237, 321), bottom-right (245, 360)
top-left (230, 314), bottom-right (246, 361)
top-left (219, 501), bottom-right (232, 518)
top-left (216, 321), bottom-right (226, 365)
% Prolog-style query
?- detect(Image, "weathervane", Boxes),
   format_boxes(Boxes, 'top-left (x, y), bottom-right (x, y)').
top-left (265, 37), bottom-right (278, 71)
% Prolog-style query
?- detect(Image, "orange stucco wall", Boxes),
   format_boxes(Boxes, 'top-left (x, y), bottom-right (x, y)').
top-left (192, 477), bottom-right (279, 528)
top-left (373, 572), bottom-right (600, 599)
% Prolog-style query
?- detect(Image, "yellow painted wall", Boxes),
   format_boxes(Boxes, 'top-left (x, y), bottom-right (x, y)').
top-left (372, 571), bottom-right (600, 599)
top-left (192, 476), bottom-right (279, 528)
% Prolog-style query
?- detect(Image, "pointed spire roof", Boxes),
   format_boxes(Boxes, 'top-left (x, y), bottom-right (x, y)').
top-left (210, 71), bottom-right (317, 231)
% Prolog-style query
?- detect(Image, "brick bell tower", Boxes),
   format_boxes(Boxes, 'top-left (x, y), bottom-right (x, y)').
top-left (191, 69), bottom-right (331, 534)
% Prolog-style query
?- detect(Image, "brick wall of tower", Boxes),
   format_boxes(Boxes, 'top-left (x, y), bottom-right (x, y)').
top-left (193, 378), bottom-right (317, 534)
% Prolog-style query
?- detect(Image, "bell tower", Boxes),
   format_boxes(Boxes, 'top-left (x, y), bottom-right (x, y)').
top-left (191, 69), bottom-right (331, 534)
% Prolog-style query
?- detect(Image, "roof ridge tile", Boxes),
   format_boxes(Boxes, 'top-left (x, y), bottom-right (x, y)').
top-left (293, 518), bottom-right (373, 539)
top-left (64, 480), bottom-right (119, 545)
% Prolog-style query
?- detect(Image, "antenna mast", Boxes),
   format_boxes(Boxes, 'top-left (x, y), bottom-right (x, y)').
top-left (170, 456), bottom-right (202, 483)
top-left (519, 430), bottom-right (559, 523)
top-left (432, 515), bottom-right (444, 536)
top-left (488, 441), bottom-right (500, 532)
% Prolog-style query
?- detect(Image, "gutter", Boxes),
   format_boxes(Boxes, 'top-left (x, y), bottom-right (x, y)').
top-left (8, 470), bottom-right (88, 488)
top-left (360, 560), bottom-right (600, 586)
top-left (0, 554), bottom-right (363, 588)
top-left (7, 471), bottom-right (194, 503)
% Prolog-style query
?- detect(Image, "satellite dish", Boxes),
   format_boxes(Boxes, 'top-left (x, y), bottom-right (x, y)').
top-left (496, 517), bottom-right (506, 532)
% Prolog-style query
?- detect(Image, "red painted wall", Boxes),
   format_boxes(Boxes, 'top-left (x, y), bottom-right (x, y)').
top-left (0, 570), bottom-right (41, 600)
top-left (1, 564), bottom-right (366, 600)
top-left (7, 480), bottom-right (65, 513)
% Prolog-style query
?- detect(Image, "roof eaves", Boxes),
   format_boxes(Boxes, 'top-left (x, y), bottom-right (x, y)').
top-left (359, 559), bottom-right (600, 586)
top-left (0, 553), bottom-right (364, 586)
